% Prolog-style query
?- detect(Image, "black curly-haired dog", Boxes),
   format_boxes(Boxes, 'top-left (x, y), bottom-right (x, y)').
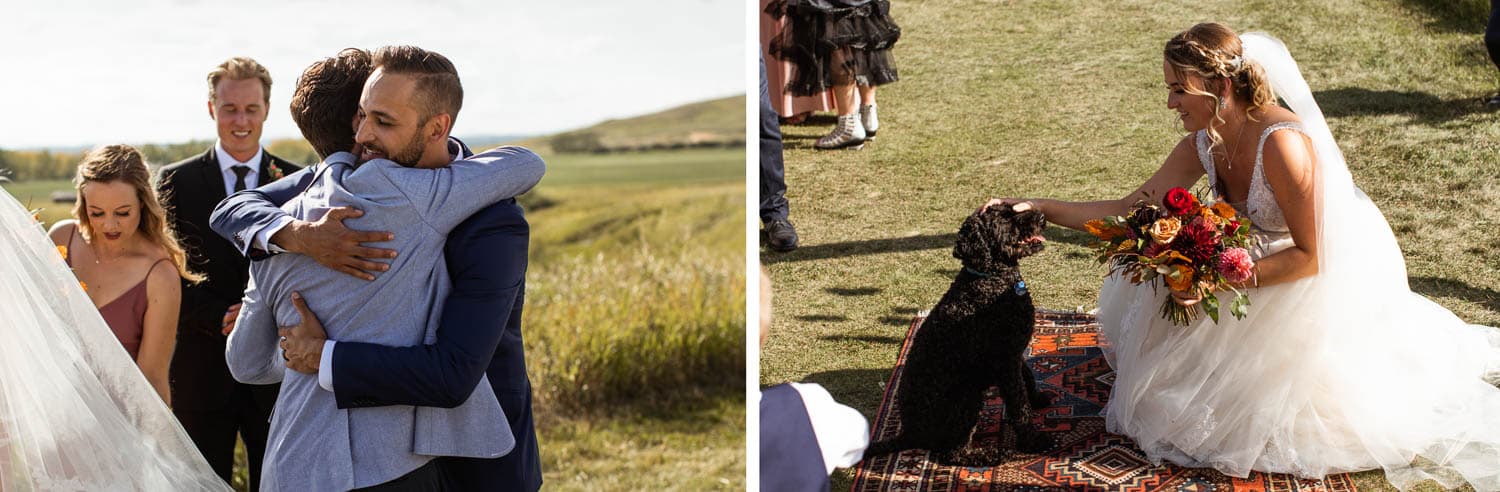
top-left (865, 204), bottom-right (1054, 466)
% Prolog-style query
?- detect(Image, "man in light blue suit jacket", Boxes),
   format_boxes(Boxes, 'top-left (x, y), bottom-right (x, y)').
top-left (227, 145), bottom-right (542, 491)
top-left (215, 47), bottom-right (542, 491)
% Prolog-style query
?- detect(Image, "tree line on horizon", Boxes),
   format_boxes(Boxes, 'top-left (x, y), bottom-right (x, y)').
top-left (0, 140), bottom-right (320, 181)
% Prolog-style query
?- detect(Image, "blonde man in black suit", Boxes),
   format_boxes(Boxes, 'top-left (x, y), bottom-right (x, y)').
top-left (156, 56), bottom-right (299, 491)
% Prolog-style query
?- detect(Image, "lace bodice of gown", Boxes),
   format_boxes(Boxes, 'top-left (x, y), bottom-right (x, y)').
top-left (1196, 122), bottom-right (1306, 232)
top-left (1196, 122), bottom-right (1303, 258)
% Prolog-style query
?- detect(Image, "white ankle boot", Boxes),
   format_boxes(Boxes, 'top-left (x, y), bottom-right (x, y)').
top-left (860, 103), bottom-right (879, 137)
top-left (815, 114), bottom-right (866, 150)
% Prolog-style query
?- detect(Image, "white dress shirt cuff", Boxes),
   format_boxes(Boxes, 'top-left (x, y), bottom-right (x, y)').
top-left (318, 340), bottom-right (337, 392)
top-left (790, 382), bottom-right (870, 473)
top-left (253, 216), bottom-right (295, 254)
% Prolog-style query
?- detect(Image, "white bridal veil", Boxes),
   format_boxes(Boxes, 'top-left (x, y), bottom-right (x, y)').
top-left (1241, 32), bottom-right (1500, 491)
top-left (0, 189), bottom-right (228, 491)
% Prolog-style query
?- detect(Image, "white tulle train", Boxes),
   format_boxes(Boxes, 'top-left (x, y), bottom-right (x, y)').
top-left (0, 189), bottom-right (228, 491)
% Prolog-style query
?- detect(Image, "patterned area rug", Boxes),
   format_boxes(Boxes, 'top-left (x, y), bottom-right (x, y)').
top-left (850, 310), bottom-right (1359, 492)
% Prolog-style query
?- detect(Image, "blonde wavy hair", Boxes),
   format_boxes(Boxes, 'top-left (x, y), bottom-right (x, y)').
top-left (1164, 23), bottom-right (1278, 149)
top-left (72, 145), bottom-right (204, 283)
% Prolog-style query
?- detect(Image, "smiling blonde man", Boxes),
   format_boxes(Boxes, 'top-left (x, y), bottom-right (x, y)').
top-left (157, 56), bottom-right (300, 491)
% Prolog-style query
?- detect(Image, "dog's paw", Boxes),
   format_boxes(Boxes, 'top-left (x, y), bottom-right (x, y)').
top-left (1016, 432), bottom-right (1055, 454)
top-left (941, 447), bottom-right (1003, 467)
top-left (1029, 389), bottom-right (1056, 409)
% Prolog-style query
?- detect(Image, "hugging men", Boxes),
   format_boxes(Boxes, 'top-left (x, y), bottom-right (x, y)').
top-left (214, 46), bottom-right (544, 491)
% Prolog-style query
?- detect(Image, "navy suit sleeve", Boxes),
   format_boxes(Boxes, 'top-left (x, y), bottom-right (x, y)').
top-left (209, 166), bottom-right (317, 259)
top-left (330, 202), bottom-right (528, 408)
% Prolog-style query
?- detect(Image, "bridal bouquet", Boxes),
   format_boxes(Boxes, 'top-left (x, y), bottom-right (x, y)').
top-left (1085, 187), bottom-right (1255, 326)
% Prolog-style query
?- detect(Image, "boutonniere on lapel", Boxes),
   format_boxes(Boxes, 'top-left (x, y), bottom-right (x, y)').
top-left (267, 163), bottom-right (286, 181)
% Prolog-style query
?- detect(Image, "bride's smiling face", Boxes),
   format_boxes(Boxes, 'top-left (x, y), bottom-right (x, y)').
top-left (1164, 60), bottom-right (1216, 132)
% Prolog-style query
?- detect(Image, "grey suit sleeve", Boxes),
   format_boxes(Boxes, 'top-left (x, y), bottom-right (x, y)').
top-left (381, 146), bottom-right (545, 232)
top-left (224, 270), bottom-right (284, 385)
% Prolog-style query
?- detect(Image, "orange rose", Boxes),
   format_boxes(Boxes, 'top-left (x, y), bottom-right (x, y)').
top-left (1164, 264), bottom-right (1195, 292)
top-left (1148, 217), bottom-right (1182, 245)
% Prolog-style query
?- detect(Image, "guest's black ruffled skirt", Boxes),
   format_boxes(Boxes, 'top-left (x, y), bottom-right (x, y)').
top-left (766, 0), bottom-right (901, 96)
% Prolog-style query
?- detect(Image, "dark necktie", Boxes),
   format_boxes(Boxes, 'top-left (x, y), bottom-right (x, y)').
top-left (231, 165), bottom-right (251, 192)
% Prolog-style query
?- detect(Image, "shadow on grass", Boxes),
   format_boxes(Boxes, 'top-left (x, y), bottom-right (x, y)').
top-left (1314, 88), bottom-right (1493, 125)
top-left (1046, 227), bottom-right (1101, 249)
top-left (818, 333), bottom-right (906, 344)
top-left (796, 368), bottom-right (894, 416)
top-left (877, 315), bottom-right (913, 326)
top-left (763, 233), bottom-right (957, 263)
top-left (765, 228), bottom-right (1095, 264)
top-left (827, 286), bottom-right (882, 296)
top-left (1393, 0), bottom-right (1489, 33)
top-left (797, 314), bottom-right (852, 322)
top-left (1410, 276), bottom-right (1500, 313)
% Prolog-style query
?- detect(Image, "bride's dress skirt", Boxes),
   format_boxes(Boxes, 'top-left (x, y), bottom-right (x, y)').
top-left (1097, 232), bottom-right (1500, 490)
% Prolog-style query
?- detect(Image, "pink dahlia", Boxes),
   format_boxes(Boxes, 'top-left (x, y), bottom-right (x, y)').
top-left (1216, 247), bottom-right (1254, 284)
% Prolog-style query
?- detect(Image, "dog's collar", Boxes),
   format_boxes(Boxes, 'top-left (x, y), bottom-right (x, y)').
top-left (961, 267), bottom-right (1029, 296)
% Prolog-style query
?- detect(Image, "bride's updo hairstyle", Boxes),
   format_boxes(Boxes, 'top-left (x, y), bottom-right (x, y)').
top-left (72, 144), bottom-right (203, 283)
top-left (1164, 23), bottom-right (1278, 148)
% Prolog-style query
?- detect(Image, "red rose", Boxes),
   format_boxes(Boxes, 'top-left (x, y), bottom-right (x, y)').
top-left (1163, 187), bottom-right (1199, 216)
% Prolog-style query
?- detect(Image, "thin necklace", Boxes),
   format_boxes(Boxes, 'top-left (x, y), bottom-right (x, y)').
top-left (90, 237), bottom-right (128, 265)
top-left (1223, 115), bottom-right (1249, 171)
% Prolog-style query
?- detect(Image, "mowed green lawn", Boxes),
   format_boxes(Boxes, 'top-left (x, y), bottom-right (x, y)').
top-left (3, 148), bottom-right (746, 491)
top-left (761, 1), bottom-right (1497, 491)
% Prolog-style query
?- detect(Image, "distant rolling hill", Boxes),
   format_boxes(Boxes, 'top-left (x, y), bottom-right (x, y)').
top-left (513, 95), bottom-right (745, 154)
top-left (1, 95), bottom-right (746, 182)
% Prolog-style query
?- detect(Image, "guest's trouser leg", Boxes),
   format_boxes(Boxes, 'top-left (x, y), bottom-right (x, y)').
top-left (174, 408), bottom-right (238, 483)
top-left (760, 53), bottom-right (789, 223)
top-left (174, 382), bottom-right (276, 489)
top-left (237, 382), bottom-right (278, 491)
top-left (353, 460), bottom-right (446, 491)
top-left (1488, 0), bottom-right (1500, 73)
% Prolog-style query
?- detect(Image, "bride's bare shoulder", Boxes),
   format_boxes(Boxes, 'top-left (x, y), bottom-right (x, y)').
top-left (1256, 106), bottom-right (1301, 127)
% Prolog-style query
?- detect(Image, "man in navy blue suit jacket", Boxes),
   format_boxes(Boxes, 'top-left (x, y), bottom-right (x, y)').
top-left (210, 46), bottom-right (541, 491)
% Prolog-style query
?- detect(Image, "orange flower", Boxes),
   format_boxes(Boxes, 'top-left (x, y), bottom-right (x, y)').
top-left (1200, 207), bottom-right (1227, 227)
top-left (1149, 250), bottom-right (1193, 266)
top-left (1085, 219), bottom-right (1129, 241)
top-left (56, 245), bottom-right (68, 259)
top-left (1164, 264), bottom-right (1195, 291)
top-left (79, 281), bottom-right (88, 292)
top-left (1211, 202), bottom-right (1237, 220)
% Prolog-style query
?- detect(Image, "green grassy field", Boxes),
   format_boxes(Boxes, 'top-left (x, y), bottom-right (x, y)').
top-left (761, 1), bottom-right (1497, 491)
top-left (2, 178), bottom-right (75, 226)
top-left (523, 148), bottom-right (746, 490)
top-left (4, 147), bottom-right (746, 491)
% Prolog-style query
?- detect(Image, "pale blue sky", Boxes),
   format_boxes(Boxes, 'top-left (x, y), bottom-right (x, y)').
top-left (0, 0), bottom-right (744, 148)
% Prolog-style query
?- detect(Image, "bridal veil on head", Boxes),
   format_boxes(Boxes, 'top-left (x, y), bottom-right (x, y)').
top-left (0, 189), bottom-right (228, 491)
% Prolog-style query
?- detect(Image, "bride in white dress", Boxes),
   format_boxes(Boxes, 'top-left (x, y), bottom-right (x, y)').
top-left (988, 23), bottom-right (1500, 491)
top-left (0, 187), bottom-right (227, 490)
